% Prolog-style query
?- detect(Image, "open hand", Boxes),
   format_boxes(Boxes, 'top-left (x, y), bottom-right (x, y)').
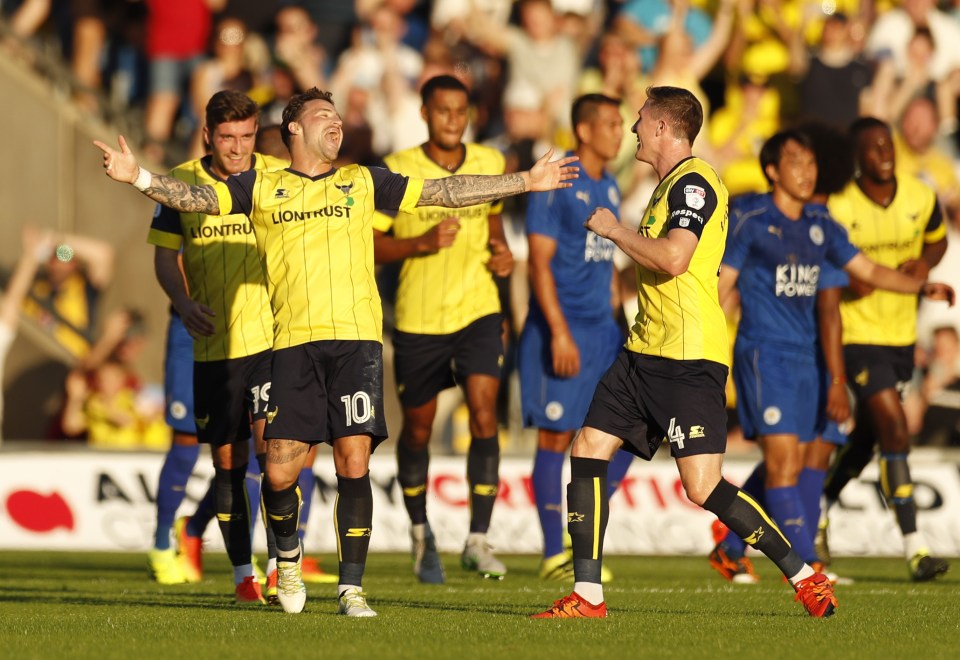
top-left (922, 282), bottom-right (956, 306)
top-left (527, 148), bottom-right (579, 192)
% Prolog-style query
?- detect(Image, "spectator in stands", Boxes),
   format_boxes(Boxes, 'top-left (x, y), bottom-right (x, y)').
top-left (867, 0), bottom-right (960, 84)
top-left (865, 26), bottom-right (938, 123)
top-left (0, 226), bottom-right (51, 442)
top-left (142, 0), bottom-right (223, 163)
top-left (460, 0), bottom-right (581, 136)
top-left (895, 95), bottom-right (960, 217)
top-left (21, 231), bottom-right (114, 361)
top-left (789, 11), bottom-right (874, 129)
top-left (613, 0), bottom-right (712, 73)
top-left (272, 5), bottom-right (328, 93)
top-left (909, 326), bottom-right (960, 446)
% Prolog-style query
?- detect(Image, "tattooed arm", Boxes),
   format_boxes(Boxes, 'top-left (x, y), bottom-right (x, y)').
top-left (94, 135), bottom-right (221, 215)
top-left (418, 148), bottom-right (579, 208)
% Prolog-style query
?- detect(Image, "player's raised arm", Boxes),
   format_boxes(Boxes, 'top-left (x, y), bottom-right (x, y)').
top-left (418, 149), bottom-right (579, 208)
top-left (93, 135), bottom-right (221, 215)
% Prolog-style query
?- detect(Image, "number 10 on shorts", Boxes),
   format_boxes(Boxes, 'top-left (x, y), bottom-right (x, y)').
top-left (341, 391), bottom-right (373, 426)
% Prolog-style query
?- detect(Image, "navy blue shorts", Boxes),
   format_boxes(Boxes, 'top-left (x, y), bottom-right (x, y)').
top-left (393, 313), bottom-right (503, 408)
top-left (518, 312), bottom-right (622, 432)
top-left (734, 340), bottom-right (819, 442)
top-left (265, 340), bottom-right (387, 448)
top-left (163, 313), bottom-right (195, 435)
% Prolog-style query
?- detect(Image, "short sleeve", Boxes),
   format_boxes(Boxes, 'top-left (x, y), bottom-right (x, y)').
top-left (525, 190), bottom-right (560, 240)
top-left (722, 202), bottom-right (754, 270)
top-left (216, 169), bottom-right (257, 216)
top-left (923, 197), bottom-right (946, 244)
top-left (369, 166), bottom-right (424, 214)
top-left (666, 172), bottom-right (718, 239)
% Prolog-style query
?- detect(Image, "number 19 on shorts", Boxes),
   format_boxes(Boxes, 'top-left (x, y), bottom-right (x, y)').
top-left (340, 391), bottom-right (373, 426)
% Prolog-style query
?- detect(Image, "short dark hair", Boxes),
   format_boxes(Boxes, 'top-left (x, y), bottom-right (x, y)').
top-left (759, 129), bottom-right (814, 183)
top-left (793, 120), bottom-right (854, 196)
top-left (420, 75), bottom-right (469, 105)
top-left (644, 86), bottom-right (703, 143)
top-left (280, 87), bottom-right (334, 148)
top-left (571, 93), bottom-right (621, 141)
top-left (205, 90), bottom-right (259, 131)
top-left (848, 116), bottom-right (891, 149)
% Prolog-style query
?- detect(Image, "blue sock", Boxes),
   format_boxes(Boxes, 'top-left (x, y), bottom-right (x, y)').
top-left (721, 462), bottom-right (766, 556)
top-left (187, 479), bottom-right (216, 538)
top-left (607, 450), bottom-right (634, 498)
top-left (798, 467), bottom-right (826, 544)
top-left (297, 468), bottom-right (315, 543)
top-left (766, 485), bottom-right (816, 564)
top-left (154, 444), bottom-right (199, 549)
top-left (532, 448), bottom-right (566, 558)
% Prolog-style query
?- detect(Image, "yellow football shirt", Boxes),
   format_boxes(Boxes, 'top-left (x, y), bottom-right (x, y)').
top-left (214, 165), bottom-right (425, 347)
top-left (147, 153), bottom-right (287, 362)
top-left (828, 176), bottom-right (945, 347)
top-left (626, 157), bottom-right (730, 366)
top-left (373, 144), bottom-right (505, 334)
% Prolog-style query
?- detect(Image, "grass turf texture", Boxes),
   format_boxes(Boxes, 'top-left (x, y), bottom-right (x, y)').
top-left (1, 551), bottom-right (956, 659)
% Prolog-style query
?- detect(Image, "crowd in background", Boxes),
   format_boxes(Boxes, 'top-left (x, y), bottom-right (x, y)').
top-left (3, 0), bottom-right (960, 449)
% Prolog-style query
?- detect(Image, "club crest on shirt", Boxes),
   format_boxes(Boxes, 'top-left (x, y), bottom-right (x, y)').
top-left (684, 185), bottom-right (706, 210)
top-left (336, 182), bottom-right (354, 195)
top-left (809, 225), bottom-right (824, 246)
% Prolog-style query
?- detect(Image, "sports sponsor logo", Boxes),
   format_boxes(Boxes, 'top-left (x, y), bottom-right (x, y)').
top-left (195, 413), bottom-right (210, 430)
top-left (190, 223), bottom-right (253, 238)
top-left (272, 207), bottom-right (352, 223)
top-left (568, 512), bottom-right (585, 523)
top-left (775, 263), bottom-right (820, 297)
top-left (265, 406), bottom-right (279, 423)
top-left (345, 527), bottom-right (372, 537)
top-left (744, 527), bottom-right (765, 545)
top-left (575, 190), bottom-right (590, 205)
top-left (689, 425), bottom-right (705, 439)
top-left (584, 232), bottom-right (614, 262)
top-left (684, 185), bottom-right (706, 210)
top-left (274, 188), bottom-right (290, 199)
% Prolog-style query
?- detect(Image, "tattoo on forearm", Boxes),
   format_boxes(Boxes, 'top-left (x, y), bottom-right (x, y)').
top-left (267, 439), bottom-right (308, 465)
top-left (420, 173), bottom-right (525, 208)
top-left (145, 175), bottom-right (220, 214)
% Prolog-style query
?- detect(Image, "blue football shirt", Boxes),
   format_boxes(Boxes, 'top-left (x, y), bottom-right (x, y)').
top-left (525, 155), bottom-right (620, 322)
top-left (724, 194), bottom-right (859, 349)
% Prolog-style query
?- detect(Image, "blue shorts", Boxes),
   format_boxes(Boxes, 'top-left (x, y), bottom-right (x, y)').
top-left (733, 340), bottom-right (819, 442)
top-left (518, 312), bottom-right (622, 432)
top-left (164, 313), bottom-right (196, 435)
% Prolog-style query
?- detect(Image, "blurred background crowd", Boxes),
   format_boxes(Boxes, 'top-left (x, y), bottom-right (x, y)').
top-left (2, 0), bottom-right (960, 451)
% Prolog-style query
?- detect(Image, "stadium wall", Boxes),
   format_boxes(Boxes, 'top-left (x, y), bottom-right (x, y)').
top-left (2, 450), bottom-right (959, 557)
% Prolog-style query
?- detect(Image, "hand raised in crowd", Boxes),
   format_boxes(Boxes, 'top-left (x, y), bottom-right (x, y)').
top-left (584, 207), bottom-right (621, 239)
top-left (94, 135), bottom-right (140, 184)
top-left (527, 149), bottom-right (579, 192)
top-left (486, 238), bottom-right (514, 277)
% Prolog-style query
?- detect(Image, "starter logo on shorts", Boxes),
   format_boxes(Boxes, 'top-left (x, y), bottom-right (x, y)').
top-left (568, 512), bottom-right (584, 523)
top-left (265, 406), bottom-right (279, 423)
top-left (763, 406), bottom-right (782, 425)
top-left (855, 368), bottom-right (869, 387)
top-left (684, 185), bottom-right (706, 210)
top-left (545, 401), bottom-right (564, 421)
top-left (170, 401), bottom-right (187, 420)
top-left (194, 414), bottom-right (210, 430)
top-left (689, 425), bottom-right (705, 439)
top-left (809, 225), bottom-right (824, 245)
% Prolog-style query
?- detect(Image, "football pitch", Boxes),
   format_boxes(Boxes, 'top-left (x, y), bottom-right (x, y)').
top-left (1, 551), bottom-right (956, 659)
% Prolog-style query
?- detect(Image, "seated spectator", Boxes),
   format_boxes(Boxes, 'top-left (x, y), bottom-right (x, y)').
top-left (58, 308), bottom-right (169, 449)
top-left (20, 231), bottom-right (114, 361)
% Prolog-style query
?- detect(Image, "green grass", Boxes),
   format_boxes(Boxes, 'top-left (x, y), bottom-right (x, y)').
top-left (0, 551), bottom-right (957, 659)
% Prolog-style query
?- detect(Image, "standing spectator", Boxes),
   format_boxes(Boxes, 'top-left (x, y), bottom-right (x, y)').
top-left (142, 0), bottom-right (224, 163)
top-left (613, 0), bottom-right (712, 73)
top-left (867, 0), bottom-right (960, 84)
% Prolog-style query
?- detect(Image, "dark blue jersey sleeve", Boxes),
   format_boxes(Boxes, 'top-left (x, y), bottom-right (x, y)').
top-left (222, 169), bottom-right (257, 216)
top-left (368, 166), bottom-right (412, 213)
top-left (666, 172), bottom-right (718, 239)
